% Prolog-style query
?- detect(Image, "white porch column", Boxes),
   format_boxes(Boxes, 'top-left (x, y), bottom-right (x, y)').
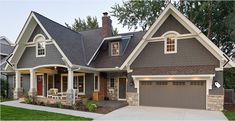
top-left (28, 69), bottom-right (37, 97)
top-left (68, 68), bottom-right (74, 90)
top-left (14, 70), bottom-right (23, 99)
top-left (66, 68), bottom-right (74, 105)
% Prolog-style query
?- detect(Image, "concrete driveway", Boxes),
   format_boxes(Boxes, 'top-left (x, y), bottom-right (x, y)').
top-left (95, 106), bottom-right (228, 121)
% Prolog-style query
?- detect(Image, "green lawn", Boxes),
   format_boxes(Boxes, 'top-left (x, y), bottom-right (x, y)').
top-left (224, 111), bottom-right (235, 121)
top-left (0, 105), bottom-right (92, 120)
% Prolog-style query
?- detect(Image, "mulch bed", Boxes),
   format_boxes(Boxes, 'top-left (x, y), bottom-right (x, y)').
top-left (20, 101), bottom-right (115, 114)
top-left (224, 103), bottom-right (235, 111)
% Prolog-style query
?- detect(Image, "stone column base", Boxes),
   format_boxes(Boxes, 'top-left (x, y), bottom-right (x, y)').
top-left (126, 92), bottom-right (139, 106)
top-left (28, 88), bottom-right (37, 97)
top-left (14, 88), bottom-right (23, 99)
top-left (207, 95), bottom-right (224, 111)
top-left (66, 89), bottom-right (74, 105)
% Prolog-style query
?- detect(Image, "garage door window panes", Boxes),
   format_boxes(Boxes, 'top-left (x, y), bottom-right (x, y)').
top-left (173, 81), bottom-right (185, 86)
top-left (155, 81), bottom-right (168, 85)
top-left (142, 81), bottom-right (152, 85)
top-left (190, 81), bottom-right (204, 86)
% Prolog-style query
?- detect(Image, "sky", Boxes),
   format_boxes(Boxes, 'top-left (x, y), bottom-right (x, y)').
top-left (0, 0), bottom-right (134, 43)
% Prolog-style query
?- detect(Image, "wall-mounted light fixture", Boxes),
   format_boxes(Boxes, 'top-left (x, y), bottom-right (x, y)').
top-left (214, 81), bottom-right (221, 88)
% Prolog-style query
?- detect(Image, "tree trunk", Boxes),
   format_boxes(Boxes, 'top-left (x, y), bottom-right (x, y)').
top-left (179, 0), bottom-right (184, 13)
top-left (207, 1), bottom-right (212, 39)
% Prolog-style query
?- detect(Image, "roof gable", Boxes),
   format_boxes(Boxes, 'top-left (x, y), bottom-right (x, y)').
top-left (152, 15), bottom-right (190, 37)
top-left (121, 4), bottom-right (235, 69)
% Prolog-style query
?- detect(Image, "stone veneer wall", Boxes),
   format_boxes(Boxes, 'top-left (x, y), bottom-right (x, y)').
top-left (127, 92), bottom-right (139, 106)
top-left (107, 78), bottom-right (118, 100)
top-left (207, 95), bottom-right (224, 111)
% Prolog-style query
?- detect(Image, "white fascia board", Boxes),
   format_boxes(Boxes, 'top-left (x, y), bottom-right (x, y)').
top-left (31, 13), bottom-right (52, 39)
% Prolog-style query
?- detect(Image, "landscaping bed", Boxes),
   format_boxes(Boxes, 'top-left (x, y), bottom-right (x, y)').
top-left (21, 95), bottom-right (126, 114)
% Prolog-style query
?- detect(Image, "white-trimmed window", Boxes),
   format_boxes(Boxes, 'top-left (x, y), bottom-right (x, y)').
top-left (110, 78), bottom-right (115, 88)
top-left (94, 74), bottom-right (99, 91)
top-left (35, 35), bottom-right (46, 57)
top-left (73, 75), bottom-right (85, 95)
top-left (164, 34), bottom-right (177, 54)
top-left (111, 42), bottom-right (120, 56)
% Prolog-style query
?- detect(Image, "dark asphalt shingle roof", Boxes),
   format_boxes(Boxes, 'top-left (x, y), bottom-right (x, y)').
top-left (33, 11), bottom-right (86, 66)
top-left (32, 11), bottom-right (146, 68)
top-left (91, 31), bottom-right (146, 68)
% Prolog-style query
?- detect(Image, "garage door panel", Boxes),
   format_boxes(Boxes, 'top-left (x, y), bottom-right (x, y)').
top-left (140, 81), bottom-right (206, 109)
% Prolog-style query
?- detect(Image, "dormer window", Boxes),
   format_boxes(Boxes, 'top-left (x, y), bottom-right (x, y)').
top-left (34, 34), bottom-right (46, 57)
top-left (164, 33), bottom-right (177, 54)
top-left (111, 42), bottom-right (120, 56)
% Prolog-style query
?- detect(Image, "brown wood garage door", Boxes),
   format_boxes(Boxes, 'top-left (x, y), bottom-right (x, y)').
top-left (139, 80), bottom-right (206, 109)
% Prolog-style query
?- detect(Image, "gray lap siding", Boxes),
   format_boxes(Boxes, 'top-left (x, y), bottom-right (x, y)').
top-left (17, 44), bottom-right (65, 68)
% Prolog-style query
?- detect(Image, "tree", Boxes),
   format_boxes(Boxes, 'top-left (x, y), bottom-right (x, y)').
top-left (111, 0), bottom-right (235, 57)
top-left (66, 16), bottom-right (119, 35)
top-left (111, 0), bottom-right (165, 31)
top-left (224, 68), bottom-right (235, 89)
top-left (65, 16), bottom-right (99, 32)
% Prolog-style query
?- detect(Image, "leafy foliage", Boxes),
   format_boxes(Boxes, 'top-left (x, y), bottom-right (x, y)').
top-left (65, 16), bottom-right (99, 32)
top-left (86, 101), bottom-right (97, 112)
top-left (224, 68), bottom-right (235, 89)
top-left (111, 1), bottom-right (235, 57)
top-left (111, 0), bottom-right (165, 31)
top-left (0, 78), bottom-right (8, 98)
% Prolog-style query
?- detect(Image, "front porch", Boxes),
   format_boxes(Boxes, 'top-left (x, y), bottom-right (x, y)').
top-left (13, 65), bottom-right (130, 105)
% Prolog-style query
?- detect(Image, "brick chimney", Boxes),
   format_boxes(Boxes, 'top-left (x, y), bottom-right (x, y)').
top-left (102, 12), bottom-right (113, 38)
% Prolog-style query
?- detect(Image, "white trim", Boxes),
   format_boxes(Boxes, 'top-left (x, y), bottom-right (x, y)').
top-left (117, 77), bottom-right (127, 100)
top-left (94, 73), bottom-right (100, 92)
top-left (0, 53), bottom-right (9, 56)
top-left (35, 34), bottom-right (46, 57)
top-left (0, 36), bottom-right (14, 45)
top-left (33, 64), bottom-right (67, 70)
top-left (87, 35), bottom-right (133, 65)
top-left (31, 13), bottom-right (52, 40)
top-left (61, 73), bottom-right (85, 95)
top-left (120, 4), bottom-right (235, 69)
top-left (133, 74), bottom-right (214, 107)
top-left (215, 68), bottom-right (223, 71)
top-left (51, 39), bottom-right (73, 67)
top-left (111, 41), bottom-right (120, 56)
top-left (164, 33), bottom-right (177, 54)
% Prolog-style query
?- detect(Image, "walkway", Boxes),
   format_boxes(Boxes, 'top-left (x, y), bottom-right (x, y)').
top-left (0, 100), bottom-right (103, 119)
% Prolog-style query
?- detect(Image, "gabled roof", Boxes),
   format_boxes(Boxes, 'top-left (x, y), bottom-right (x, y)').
top-left (90, 31), bottom-right (146, 68)
top-left (33, 12), bottom-right (87, 66)
top-left (120, 3), bottom-right (235, 69)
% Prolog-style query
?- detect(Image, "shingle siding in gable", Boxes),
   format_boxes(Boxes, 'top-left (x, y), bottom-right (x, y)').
top-left (152, 15), bottom-right (190, 37)
top-left (17, 44), bottom-right (65, 68)
top-left (131, 38), bottom-right (219, 69)
top-left (28, 25), bottom-right (48, 42)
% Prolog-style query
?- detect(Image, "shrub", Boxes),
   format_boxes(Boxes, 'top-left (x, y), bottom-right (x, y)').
top-left (86, 101), bottom-right (97, 112)
top-left (0, 78), bottom-right (8, 98)
top-left (56, 101), bottom-right (63, 108)
top-left (73, 100), bottom-right (86, 110)
top-left (24, 95), bottom-right (33, 104)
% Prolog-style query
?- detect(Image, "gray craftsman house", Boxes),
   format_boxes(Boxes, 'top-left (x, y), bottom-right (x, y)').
top-left (3, 4), bottom-right (235, 111)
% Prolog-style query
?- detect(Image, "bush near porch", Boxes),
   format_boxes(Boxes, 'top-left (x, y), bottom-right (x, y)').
top-left (0, 105), bottom-right (92, 120)
top-left (22, 95), bottom-right (114, 114)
